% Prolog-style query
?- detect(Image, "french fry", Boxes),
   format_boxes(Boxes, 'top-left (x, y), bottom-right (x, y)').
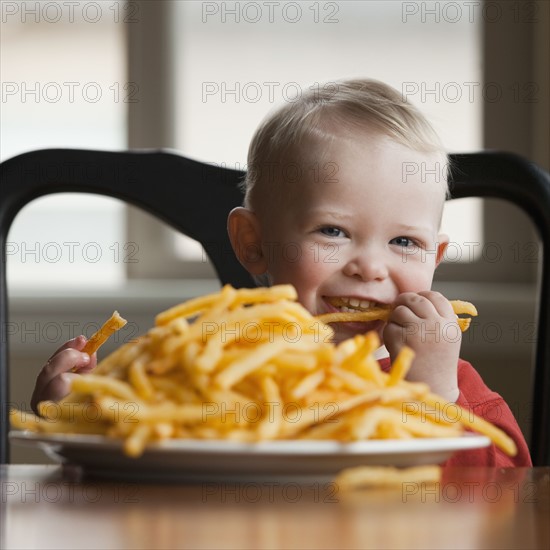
top-left (317, 306), bottom-right (391, 325)
top-left (387, 347), bottom-right (415, 386)
top-left (335, 465), bottom-right (441, 489)
top-left (451, 300), bottom-right (478, 317)
top-left (257, 376), bottom-right (282, 440)
top-left (9, 408), bottom-right (108, 435)
top-left (94, 338), bottom-right (146, 376)
top-left (128, 359), bottom-right (155, 400)
top-left (351, 406), bottom-right (389, 439)
top-left (154, 289), bottom-right (225, 327)
top-left (423, 393), bottom-right (517, 456)
top-left (279, 391), bottom-right (384, 438)
top-left (125, 424), bottom-right (152, 457)
top-left (82, 311), bottom-right (127, 355)
top-left (317, 299), bottom-right (478, 333)
top-left (291, 370), bottom-right (325, 399)
top-left (155, 284), bottom-right (297, 326)
top-left (70, 374), bottom-right (141, 402)
top-left (214, 336), bottom-right (291, 389)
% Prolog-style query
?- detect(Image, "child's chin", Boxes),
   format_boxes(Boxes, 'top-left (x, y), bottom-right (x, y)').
top-left (331, 320), bottom-right (384, 344)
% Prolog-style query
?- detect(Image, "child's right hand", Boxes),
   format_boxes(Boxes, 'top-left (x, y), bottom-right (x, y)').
top-left (31, 335), bottom-right (97, 415)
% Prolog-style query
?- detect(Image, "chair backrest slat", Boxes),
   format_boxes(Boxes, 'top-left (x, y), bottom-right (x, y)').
top-left (449, 152), bottom-right (550, 466)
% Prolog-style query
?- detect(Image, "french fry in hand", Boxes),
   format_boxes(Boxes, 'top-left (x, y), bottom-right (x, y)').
top-left (317, 306), bottom-right (392, 325)
top-left (82, 311), bottom-right (127, 355)
top-left (316, 299), bottom-right (478, 332)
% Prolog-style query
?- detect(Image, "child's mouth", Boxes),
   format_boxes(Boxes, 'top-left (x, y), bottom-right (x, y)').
top-left (324, 296), bottom-right (386, 313)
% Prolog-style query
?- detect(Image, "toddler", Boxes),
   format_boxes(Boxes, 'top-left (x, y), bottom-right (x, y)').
top-left (227, 78), bottom-right (531, 467)
top-left (33, 78), bottom-right (531, 467)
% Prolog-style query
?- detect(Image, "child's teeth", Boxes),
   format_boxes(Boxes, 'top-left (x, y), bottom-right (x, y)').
top-left (329, 297), bottom-right (381, 311)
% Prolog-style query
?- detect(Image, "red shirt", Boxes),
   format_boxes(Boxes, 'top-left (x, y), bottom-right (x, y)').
top-left (378, 357), bottom-right (532, 467)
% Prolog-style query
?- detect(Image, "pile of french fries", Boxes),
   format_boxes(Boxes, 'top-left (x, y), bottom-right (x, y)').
top-left (11, 284), bottom-right (515, 463)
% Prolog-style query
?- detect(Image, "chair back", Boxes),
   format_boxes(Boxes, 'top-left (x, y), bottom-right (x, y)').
top-left (448, 152), bottom-right (550, 466)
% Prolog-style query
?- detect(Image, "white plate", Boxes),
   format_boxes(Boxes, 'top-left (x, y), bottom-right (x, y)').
top-left (10, 431), bottom-right (491, 483)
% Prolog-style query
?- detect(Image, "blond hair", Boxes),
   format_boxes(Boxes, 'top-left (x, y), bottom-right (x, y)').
top-left (242, 78), bottom-right (448, 214)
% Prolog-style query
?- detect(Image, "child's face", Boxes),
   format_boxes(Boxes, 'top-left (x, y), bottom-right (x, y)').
top-left (259, 132), bottom-right (449, 343)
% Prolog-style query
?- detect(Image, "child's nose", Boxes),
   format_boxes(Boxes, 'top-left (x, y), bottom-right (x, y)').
top-left (342, 254), bottom-right (388, 281)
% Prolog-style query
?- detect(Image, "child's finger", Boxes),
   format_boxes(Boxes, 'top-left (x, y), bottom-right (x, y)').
top-left (35, 348), bottom-right (90, 394)
top-left (31, 348), bottom-right (95, 414)
top-left (47, 335), bottom-right (88, 361)
top-left (417, 290), bottom-right (455, 318)
top-left (388, 305), bottom-right (418, 327)
top-left (392, 292), bottom-right (437, 320)
top-left (71, 353), bottom-right (97, 374)
top-left (41, 372), bottom-right (80, 406)
top-left (60, 372), bottom-right (80, 385)
top-left (32, 349), bottom-right (91, 411)
top-left (40, 348), bottom-right (91, 380)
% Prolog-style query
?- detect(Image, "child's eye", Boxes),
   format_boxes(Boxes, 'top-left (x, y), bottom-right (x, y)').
top-left (319, 226), bottom-right (346, 238)
top-left (390, 236), bottom-right (416, 248)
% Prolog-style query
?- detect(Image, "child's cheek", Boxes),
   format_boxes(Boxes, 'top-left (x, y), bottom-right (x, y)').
top-left (395, 260), bottom-right (438, 293)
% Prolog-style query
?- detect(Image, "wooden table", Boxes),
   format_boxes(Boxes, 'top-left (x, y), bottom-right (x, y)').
top-left (1, 465), bottom-right (548, 549)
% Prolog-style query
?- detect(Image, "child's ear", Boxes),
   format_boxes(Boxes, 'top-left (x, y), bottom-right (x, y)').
top-left (227, 207), bottom-right (267, 275)
top-left (435, 234), bottom-right (449, 266)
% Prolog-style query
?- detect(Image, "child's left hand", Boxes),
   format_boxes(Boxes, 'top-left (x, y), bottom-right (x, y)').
top-left (383, 291), bottom-right (461, 403)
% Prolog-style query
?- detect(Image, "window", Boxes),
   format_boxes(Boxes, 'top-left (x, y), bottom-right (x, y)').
top-left (1, 2), bottom-right (127, 289)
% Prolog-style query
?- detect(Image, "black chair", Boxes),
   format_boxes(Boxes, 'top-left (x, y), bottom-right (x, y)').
top-left (1, 149), bottom-right (549, 465)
